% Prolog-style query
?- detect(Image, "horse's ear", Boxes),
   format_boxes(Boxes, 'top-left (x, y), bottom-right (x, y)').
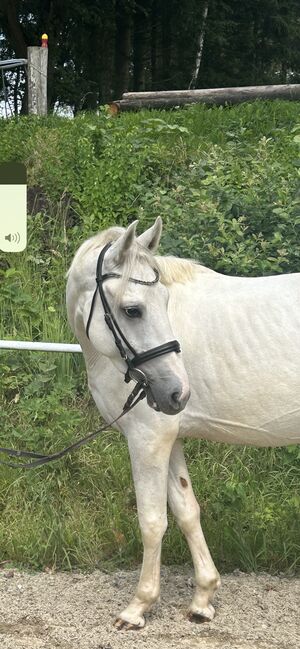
top-left (137, 217), bottom-right (162, 253)
top-left (109, 220), bottom-right (138, 264)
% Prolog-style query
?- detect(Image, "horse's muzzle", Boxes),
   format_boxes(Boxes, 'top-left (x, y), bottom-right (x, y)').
top-left (147, 381), bottom-right (190, 416)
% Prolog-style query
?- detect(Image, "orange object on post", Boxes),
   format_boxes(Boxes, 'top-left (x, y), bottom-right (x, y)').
top-left (41, 33), bottom-right (48, 48)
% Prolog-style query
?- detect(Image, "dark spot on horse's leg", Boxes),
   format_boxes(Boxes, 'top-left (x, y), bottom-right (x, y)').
top-left (180, 476), bottom-right (188, 487)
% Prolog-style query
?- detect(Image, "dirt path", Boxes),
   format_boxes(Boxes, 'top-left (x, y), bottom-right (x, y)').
top-left (0, 567), bottom-right (298, 649)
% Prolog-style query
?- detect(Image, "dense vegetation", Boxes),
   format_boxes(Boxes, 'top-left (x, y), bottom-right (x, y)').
top-left (1, 0), bottom-right (300, 112)
top-left (0, 101), bottom-right (300, 573)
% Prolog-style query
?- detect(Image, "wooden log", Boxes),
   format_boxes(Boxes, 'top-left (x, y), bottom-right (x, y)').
top-left (122, 84), bottom-right (300, 100)
top-left (112, 84), bottom-right (300, 112)
top-left (27, 46), bottom-right (48, 115)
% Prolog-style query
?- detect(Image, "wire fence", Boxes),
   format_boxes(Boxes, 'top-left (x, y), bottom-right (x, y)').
top-left (0, 58), bottom-right (28, 70)
top-left (0, 58), bottom-right (28, 118)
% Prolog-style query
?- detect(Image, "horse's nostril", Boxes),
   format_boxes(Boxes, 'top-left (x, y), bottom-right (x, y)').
top-left (171, 391), bottom-right (181, 406)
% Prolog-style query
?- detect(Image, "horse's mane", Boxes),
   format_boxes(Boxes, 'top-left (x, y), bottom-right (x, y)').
top-left (155, 254), bottom-right (214, 285)
top-left (66, 227), bottom-right (214, 291)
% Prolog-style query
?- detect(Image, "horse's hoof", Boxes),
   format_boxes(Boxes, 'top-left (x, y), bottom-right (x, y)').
top-left (188, 612), bottom-right (210, 624)
top-left (114, 617), bottom-right (144, 630)
top-left (188, 603), bottom-right (215, 623)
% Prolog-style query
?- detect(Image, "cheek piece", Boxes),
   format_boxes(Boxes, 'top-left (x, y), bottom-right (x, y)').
top-left (85, 242), bottom-right (181, 409)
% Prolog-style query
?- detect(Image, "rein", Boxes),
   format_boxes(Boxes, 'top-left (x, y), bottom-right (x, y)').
top-left (0, 383), bottom-right (145, 469)
top-left (0, 242), bottom-right (181, 469)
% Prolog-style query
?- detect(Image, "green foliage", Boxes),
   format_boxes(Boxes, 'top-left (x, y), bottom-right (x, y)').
top-left (0, 101), bottom-right (300, 573)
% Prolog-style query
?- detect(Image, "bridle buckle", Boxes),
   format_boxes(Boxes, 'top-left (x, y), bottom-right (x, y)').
top-left (127, 367), bottom-right (149, 387)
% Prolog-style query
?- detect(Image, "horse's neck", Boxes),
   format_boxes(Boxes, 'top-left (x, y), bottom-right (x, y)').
top-left (168, 271), bottom-right (210, 306)
top-left (167, 273), bottom-right (206, 339)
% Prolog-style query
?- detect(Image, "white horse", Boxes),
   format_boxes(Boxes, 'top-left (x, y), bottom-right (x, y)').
top-left (66, 218), bottom-right (300, 629)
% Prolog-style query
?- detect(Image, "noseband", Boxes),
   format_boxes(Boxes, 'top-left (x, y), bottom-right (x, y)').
top-left (85, 242), bottom-right (181, 403)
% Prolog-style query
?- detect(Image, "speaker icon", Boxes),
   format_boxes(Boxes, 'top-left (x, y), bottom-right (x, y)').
top-left (5, 232), bottom-right (20, 244)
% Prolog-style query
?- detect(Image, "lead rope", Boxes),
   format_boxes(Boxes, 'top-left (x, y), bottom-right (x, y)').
top-left (0, 383), bottom-right (146, 469)
top-left (0, 242), bottom-right (180, 470)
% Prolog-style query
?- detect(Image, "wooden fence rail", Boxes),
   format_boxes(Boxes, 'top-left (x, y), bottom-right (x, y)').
top-left (111, 83), bottom-right (300, 112)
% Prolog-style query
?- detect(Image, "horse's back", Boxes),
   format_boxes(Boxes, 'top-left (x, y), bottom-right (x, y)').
top-left (171, 272), bottom-right (300, 447)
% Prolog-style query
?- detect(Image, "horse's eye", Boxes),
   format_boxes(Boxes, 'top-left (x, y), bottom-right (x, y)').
top-left (123, 306), bottom-right (142, 319)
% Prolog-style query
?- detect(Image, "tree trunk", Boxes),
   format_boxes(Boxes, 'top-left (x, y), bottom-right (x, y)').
top-left (189, 1), bottom-right (209, 89)
top-left (3, 0), bottom-right (27, 59)
top-left (100, 19), bottom-right (115, 103)
top-left (81, 23), bottom-right (102, 110)
top-left (133, 4), bottom-right (150, 92)
top-left (151, 0), bottom-right (163, 89)
top-left (161, 3), bottom-right (172, 88)
top-left (114, 2), bottom-right (132, 99)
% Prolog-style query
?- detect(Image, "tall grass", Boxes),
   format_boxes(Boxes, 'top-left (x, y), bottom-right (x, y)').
top-left (0, 101), bottom-right (299, 573)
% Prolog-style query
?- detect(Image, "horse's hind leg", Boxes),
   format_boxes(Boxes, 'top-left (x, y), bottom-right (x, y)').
top-left (115, 427), bottom-right (177, 630)
top-left (167, 439), bottom-right (221, 622)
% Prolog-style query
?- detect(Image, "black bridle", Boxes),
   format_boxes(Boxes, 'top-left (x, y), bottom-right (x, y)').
top-left (85, 242), bottom-right (180, 394)
top-left (0, 242), bottom-right (181, 469)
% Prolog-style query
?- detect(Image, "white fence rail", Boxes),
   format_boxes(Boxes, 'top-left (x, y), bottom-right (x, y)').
top-left (0, 340), bottom-right (82, 353)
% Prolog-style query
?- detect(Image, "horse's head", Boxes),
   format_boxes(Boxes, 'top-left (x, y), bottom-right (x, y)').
top-left (82, 218), bottom-right (190, 416)
top-left (67, 218), bottom-right (190, 415)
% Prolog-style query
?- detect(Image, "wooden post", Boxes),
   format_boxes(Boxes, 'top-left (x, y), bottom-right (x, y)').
top-left (27, 36), bottom-right (48, 115)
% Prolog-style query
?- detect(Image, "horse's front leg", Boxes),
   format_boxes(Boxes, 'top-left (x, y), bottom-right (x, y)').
top-left (115, 425), bottom-right (177, 630)
top-left (167, 439), bottom-right (221, 621)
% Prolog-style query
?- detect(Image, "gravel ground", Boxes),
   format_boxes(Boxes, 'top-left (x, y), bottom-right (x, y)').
top-left (0, 567), bottom-right (299, 649)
